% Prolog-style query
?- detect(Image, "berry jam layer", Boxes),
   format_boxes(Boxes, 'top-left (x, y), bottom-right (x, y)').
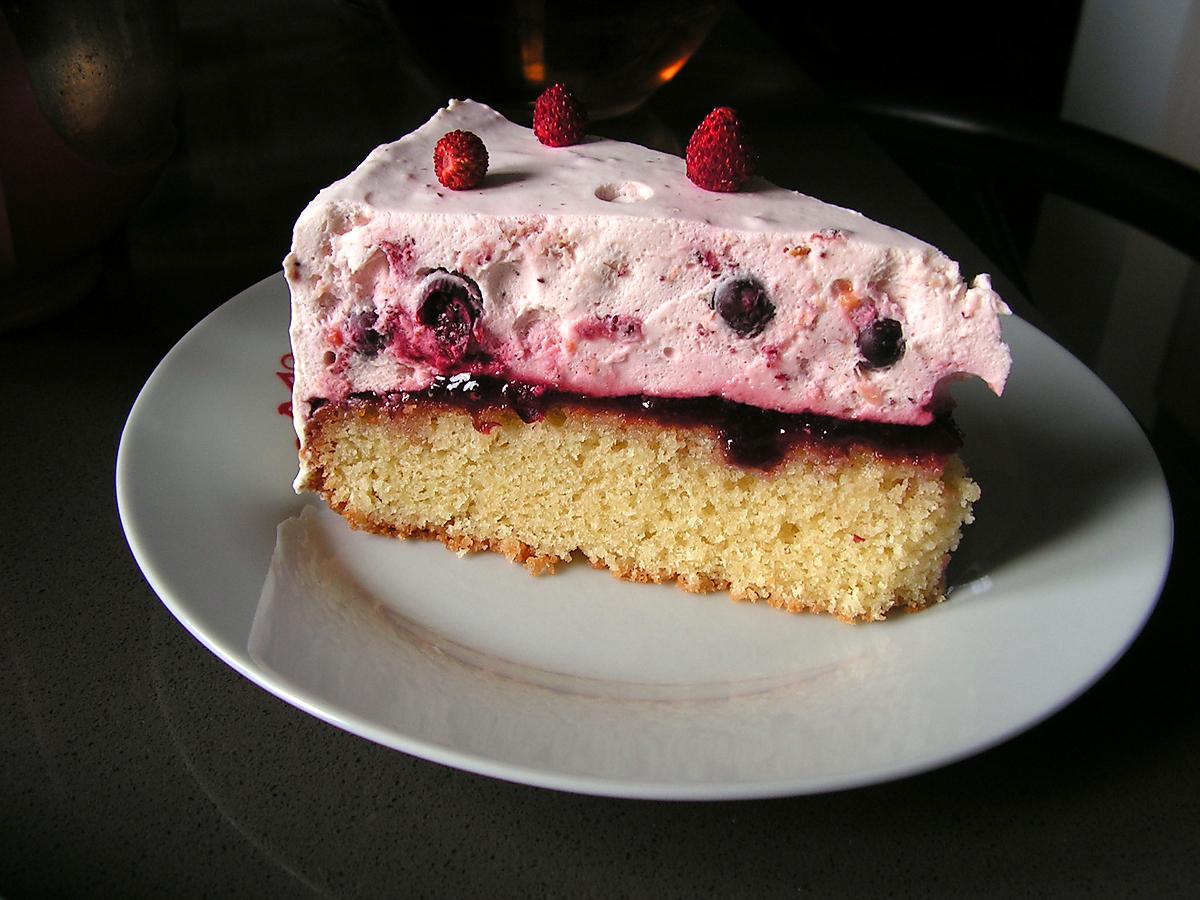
top-left (307, 374), bottom-right (963, 471)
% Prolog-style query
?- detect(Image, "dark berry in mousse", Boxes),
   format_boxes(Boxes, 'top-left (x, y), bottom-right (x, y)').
top-left (416, 270), bottom-right (483, 367)
top-left (858, 318), bottom-right (905, 369)
top-left (345, 310), bottom-right (387, 356)
top-left (712, 277), bottom-right (774, 337)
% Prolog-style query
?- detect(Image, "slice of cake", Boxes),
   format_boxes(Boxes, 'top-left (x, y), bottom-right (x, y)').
top-left (285, 98), bottom-right (1010, 621)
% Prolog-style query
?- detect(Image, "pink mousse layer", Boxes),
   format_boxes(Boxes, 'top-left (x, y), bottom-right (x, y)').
top-left (286, 100), bottom-right (1010, 477)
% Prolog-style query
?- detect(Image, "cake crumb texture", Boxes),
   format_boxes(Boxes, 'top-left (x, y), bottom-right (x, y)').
top-left (303, 403), bottom-right (979, 622)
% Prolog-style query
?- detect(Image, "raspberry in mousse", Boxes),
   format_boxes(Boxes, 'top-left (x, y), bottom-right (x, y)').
top-left (284, 97), bottom-right (1011, 621)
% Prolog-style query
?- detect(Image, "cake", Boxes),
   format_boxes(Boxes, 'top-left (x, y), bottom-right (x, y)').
top-left (285, 98), bottom-right (1010, 621)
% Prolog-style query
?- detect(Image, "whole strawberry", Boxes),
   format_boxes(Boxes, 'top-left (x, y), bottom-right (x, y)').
top-left (685, 107), bottom-right (755, 192)
top-left (434, 130), bottom-right (488, 190)
top-left (533, 83), bottom-right (587, 147)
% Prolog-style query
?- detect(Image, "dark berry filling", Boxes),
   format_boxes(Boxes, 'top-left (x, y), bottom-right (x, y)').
top-left (858, 318), bottom-right (905, 369)
top-left (712, 278), bottom-right (775, 337)
top-left (501, 381), bottom-right (549, 423)
top-left (336, 375), bottom-right (960, 471)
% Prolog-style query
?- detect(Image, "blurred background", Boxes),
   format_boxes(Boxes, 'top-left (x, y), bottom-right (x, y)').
top-left (1, 0), bottom-right (1197, 444)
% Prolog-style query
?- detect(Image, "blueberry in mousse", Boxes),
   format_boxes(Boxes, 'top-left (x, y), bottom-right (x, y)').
top-left (712, 277), bottom-right (774, 338)
top-left (285, 98), bottom-right (1011, 621)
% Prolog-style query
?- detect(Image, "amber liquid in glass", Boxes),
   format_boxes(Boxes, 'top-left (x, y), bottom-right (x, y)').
top-left (394, 1), bottom-right (723, 119)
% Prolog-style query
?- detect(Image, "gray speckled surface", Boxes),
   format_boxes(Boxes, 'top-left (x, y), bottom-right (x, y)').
top-left (2, 2), bottom-right (1197, 897)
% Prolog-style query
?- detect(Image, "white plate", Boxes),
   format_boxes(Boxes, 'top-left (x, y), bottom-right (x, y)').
top-left (117, 274), bottom-right (1172, 800)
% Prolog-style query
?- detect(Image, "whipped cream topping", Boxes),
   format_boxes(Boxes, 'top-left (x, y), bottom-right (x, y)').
top-left (287, 99), bottom-right (1010, 478)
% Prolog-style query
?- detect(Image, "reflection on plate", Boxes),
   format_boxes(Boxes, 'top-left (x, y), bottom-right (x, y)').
top-left (117, 275), bottom-right (1172, 799)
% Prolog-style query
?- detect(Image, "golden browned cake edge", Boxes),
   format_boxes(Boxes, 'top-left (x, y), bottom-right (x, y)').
top-left (298, 400), bottom-right (978, 622)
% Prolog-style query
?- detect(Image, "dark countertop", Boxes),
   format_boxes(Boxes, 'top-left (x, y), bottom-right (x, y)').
top-left (3, 4), bottom-right (1198, 897)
